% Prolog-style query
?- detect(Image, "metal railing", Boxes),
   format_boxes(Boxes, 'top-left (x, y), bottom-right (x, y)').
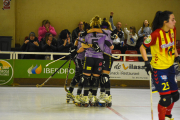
top-left (0, 51), bottom-right (151, 61)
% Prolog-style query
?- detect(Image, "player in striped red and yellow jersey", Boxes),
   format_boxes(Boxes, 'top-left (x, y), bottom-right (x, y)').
top-left (140, 11), bottom-right (179, 120)
top-left (143, 27), bottom-right (176, 69)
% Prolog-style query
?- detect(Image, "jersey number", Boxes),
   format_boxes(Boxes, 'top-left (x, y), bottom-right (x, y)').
top-left (162, 82), bottom-right (170, 91)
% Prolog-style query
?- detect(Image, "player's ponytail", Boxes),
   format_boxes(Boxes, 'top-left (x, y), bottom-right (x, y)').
top-left (90, 15), bottom-right (101, 28)
top-left (152, 11), bottom-right (173, 32)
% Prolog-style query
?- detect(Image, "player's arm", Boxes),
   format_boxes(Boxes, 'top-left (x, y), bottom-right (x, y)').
top-left (77, 47), bottom-right (85, 53)
top-left (175, 47), bottom-right (178, 57)
top-left (105, 40), bottom-right (114, 50)
top-left (140, 45), bottom-right (148, 61)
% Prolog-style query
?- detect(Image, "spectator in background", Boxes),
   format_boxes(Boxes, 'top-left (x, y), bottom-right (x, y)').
top-left (124, 24), bottom-right (138, 50)
top-left (136, 20), bottom-right (152, 49)
top-left (38, 20), bottom-right (57, 42)
top-left (136, 20), bottom-right (152, 61)
top-left (40, 33), bottom-right (57, 59)
top-left (57, 29), bottom-right (73, 59)
top-left (21, 32), bottom-right (40, 59)
top-left (109, 12), bottom-right (127, 58)
top-left (72, 21), bottom-right (84, 44)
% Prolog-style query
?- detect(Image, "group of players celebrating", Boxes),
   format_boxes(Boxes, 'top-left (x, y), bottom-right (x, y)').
top-left (63, 16), bottom-right (115, 107)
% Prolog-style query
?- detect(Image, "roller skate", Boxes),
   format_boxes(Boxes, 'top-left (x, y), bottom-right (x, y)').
top-left (88, 92), bottom-right (93, 104)
top-left (90, 96), bottom-right (98, 106)
top-left (74, 94), bottom-right (83, 107)
top-left (66, 92), bottom-right (75, 103)
top-left (81, 96), bottom-right (89, 107)
top-left (165, 117), bottom-right (174, 120)
top-left (104, 94), bottom-right (112, 107)
top-left (98, 92), bottom-right (106, 107)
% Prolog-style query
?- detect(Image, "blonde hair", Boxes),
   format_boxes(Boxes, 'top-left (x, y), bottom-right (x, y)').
top-left (90, 15), bottom-right (101, 28)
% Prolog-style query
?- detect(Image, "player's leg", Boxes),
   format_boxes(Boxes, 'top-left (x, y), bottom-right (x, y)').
top-left (100, 55), bottom-right (113, 107)
top-left (152, 68), bottom-right (172, 120)
top-left (90, 58), bottom-right (103, 106)
top-left (81, 57), bottom-right (94, 107)
top-left (66, 59), bottom-right (80, 103)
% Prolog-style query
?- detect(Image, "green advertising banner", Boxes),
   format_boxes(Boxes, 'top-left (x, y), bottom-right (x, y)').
top-left (0, 59), bottom-right (14, 85)
top-left (14, 60), bottom-right (75, 79)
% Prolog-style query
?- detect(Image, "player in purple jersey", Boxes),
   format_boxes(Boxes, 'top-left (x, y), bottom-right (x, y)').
top-left (78, 16), bottom-right (114, 107)
top-left (66, 22), bottom-right (91, 104)
top-left (98, 18), bottom-right (114, 107)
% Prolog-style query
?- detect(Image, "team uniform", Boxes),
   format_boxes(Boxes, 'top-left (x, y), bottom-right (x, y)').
top-left (143, 27), bottom-right (179, 119)
top-left (98, 29), bottom-right (114, 107)
top-left (80, 29), bottom-right (113, 107)
top-left (66, 36), bottom-right (85, 103)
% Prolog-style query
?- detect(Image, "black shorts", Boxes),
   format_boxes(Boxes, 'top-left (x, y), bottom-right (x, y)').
top-left (102, 54), bottom-right (114, 71)
top-left (74, 58), bottom-right (84, 74)
top-left (83, 57), bottom-right (103, 75)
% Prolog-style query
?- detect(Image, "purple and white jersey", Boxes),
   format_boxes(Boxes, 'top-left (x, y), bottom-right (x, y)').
top-left (102, 29), bottom-right (113, 54)
top-left (77, 37), bottom-right (85, 60)
top-left (84, 32), bottom-right (111, 59)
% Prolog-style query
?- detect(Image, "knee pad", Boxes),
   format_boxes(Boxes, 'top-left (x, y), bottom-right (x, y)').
top-left (171, 91), bottom-right (180, 102)
top-left (101, 74), bottom-right (110, 84)
top-left (70, 75), bottom-right (80, 85)
top-left (92, 76), bottom-right (100, 88)
top-left (159, 94), bottom-right (172, 107)
top-left (82, 75), bottom-right (91, 88)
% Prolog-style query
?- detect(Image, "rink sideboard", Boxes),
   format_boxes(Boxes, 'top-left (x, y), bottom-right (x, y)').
top-left (0, 59), bottom-right (180, 87)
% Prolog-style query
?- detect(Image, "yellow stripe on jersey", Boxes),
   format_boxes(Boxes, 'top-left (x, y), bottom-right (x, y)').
top-left (150, 29), bottom-right (175, 69)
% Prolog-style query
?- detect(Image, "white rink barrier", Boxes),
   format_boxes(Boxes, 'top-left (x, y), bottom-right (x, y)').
top-left (0, 51), bottom-right (180, 81)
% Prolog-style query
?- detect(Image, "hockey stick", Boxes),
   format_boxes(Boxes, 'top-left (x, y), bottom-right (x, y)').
top-left (36, 59), bottom-right (69, 88)
top-left (64, 57), bottom-right (72, 92)
top-left (149, 72), bottom-right (153, 120)
top-left (76, 39), bottom-right (120, 59)
top-left (46, 56), bottom-right (67, 67)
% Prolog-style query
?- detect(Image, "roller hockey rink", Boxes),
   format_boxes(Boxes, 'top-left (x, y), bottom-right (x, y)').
top-left (0, 87), bottom-right (179, 120)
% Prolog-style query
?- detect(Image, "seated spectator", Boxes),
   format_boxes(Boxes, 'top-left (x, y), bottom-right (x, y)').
top-left (38, 20), bottom-right (57, 42)
top-left (124, 24), bottom-right (138, 50)
top-left (72, 21), bottom-right (84, 44)
top-left (40, 33), bottom-right (57, 59)
top-left (109, 12), bottom-right (127, 58)
top-left (21, 32), bottom-right (40, 59)
top-left (57, 29), bottom-right (73, 59)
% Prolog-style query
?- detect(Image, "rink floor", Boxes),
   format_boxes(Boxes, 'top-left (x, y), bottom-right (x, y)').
top-left (0, 87), bottom-right (179, 120)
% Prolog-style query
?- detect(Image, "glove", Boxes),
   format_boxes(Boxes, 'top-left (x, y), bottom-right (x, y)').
top-left (92, 42), bottom-right (102, 52)
top-left (70, 48), bottom-right (78, 59)
top-left (144, 61), bottom-right (153, 75)
top-left (175, 56), bottom-right (180, 63)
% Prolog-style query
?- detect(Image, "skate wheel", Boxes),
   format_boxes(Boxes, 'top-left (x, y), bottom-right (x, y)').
top-left (84, 103), bottom-right (89, 107)
top-left (107, 103), bottom-right (112, 107)
top-left (66, 100), bottom-right (70, 103)
top-left (78, 103), bottom-right (82, 107)
top-left (73, 100), bottom-right (75, 104)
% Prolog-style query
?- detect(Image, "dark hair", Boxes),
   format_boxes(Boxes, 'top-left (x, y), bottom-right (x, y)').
top-left (152, 11), bottom-right (173, 32)
top-left (83, 22), bottom-right (90, 31)
top-left (141, 20), bottom-right (149, 33)
top-left (42, 20), bottom-right (50, 26)
top-left (130, 26), bottom-right (136, 36)
top-left (59, 29), bottom-right (71, 40)
top-left (100, 18), bottom-right (112, 31)
top-left (45, 33), bottom-right (52, 43)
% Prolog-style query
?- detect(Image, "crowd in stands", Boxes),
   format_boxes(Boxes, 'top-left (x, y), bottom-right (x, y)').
top-left (21, 12), bottom-right (153, 61)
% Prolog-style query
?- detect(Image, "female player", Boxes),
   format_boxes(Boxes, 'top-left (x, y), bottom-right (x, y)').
top-left (140, 11), bottom-right (179, 120)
